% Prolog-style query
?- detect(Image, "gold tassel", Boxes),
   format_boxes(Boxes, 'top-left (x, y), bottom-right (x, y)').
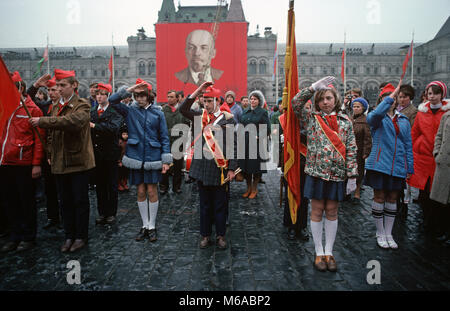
top-left (221, 167), bottom-right (225, 185)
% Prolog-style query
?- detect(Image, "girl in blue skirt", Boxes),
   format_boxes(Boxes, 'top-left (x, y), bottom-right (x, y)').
top-left (292, 76), bottom-right (358, 272)
top-left (365, 81), bottom-right (414, 249)
top-left (110, 80), bottom-right (172, 242)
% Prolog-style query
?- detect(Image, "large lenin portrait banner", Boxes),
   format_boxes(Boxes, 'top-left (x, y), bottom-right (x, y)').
top-left (156, 22), bottom-right (248, 101)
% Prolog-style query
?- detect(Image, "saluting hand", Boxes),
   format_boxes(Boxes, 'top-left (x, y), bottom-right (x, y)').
top-left (191, 81), bottom-right (214, 99)
top-left (390, 79), bottom-right (403, 99)
top-left (33, 74), bottom-right (52, 88)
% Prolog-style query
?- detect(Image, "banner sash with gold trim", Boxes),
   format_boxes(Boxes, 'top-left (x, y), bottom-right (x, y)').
top-left (314, 114), bottom-right (346, 161)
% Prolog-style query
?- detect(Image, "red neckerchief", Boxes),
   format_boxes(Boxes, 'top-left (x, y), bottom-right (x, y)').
top-left (228, 102), bottom-right (235, 109)
top-left (324, 115), bottom-right (339, 133)
top-left (391, 115), bottom-right (400, 135)
top-left (98, 108), bottom-right (105, 116)
top-left (169, 104), bottom-right (176, 113)
top-left (208, 113), bottom-right (217, 124)
top-left (57, 102), bottom-right (69, 116)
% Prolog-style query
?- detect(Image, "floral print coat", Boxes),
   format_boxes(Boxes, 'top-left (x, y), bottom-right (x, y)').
top-left (291, 88), bottom-right (358, 182)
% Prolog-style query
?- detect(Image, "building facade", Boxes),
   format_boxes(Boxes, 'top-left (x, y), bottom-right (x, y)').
top-left (1, 0), bottom-right (448, 107)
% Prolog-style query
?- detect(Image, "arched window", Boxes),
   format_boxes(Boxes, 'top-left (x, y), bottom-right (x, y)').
top-left (259, 60), bottom-right (267, 74)
top-left (249, 60), bottom-right (257, 75)
top-left (148, 62), bottom-right (155, 75)
top-left (138, 62), bottom-right (146, 75)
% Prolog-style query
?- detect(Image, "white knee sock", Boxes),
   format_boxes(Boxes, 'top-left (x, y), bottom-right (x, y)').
top-left (324, 218), bottom-right (338, 256)
top-left (310, 220), bottom-right (324, 256)
top-left (138, 201), bottom-right (149, 229)
top-left (148, 200), bottom-right (159, 230)
top-left (384, 202), bottom-right (397, 237)
top-left (371, 201), bottom-right (385, 236)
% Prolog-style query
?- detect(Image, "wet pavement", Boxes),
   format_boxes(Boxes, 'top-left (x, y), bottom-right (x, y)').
top-left (1, 170), bottom-right (449, 291)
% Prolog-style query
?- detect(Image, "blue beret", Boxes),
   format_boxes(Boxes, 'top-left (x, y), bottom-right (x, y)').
top-left (351, 97), bottom-right (369, 112)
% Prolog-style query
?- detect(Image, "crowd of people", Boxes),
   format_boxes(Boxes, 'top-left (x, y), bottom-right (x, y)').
top-left (0, 68), bottom-right (449, 274)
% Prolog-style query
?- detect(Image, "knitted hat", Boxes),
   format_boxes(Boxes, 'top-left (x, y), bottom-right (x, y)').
top-left (426, 81), bottom-right (447, 99)
top-left (351, 97), bottom-right (369, 112)
top-left (225, 90), bottom-right (236, 100)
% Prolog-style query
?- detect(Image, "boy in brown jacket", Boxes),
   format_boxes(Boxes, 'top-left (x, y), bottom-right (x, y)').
top-left (30, 69), bottom-right (95, 253)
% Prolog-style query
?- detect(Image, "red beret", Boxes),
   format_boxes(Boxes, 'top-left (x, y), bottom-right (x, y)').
top-left (46, 76), bottom-right (56, 88)
top-left (97, 83), bottom-right (112, 93)
top-left (11, 71), bottom-right (22, 83)
top-left (136, 78), bottom-right (152, 91)
top-left (54, 69), bottom-right (76, 80)
top-left (380, 83), bottom-right (396, 97)
top-left (203, 86), bottom-right (221, 98)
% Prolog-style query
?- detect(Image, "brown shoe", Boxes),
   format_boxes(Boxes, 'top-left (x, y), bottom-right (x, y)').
top-left (216, 236), bottom-right (227, 249)
top-left (242, 189), bottom-right (251, 198)
top-left (248, 190), bottom-right (258, 199)
top-left (199, 236), bottom-right (211, 249)
top-left (325, 255), bottom-right (337, 272)
top-left (61, 239), bottom-right (73, 253)
top-left (314, 256), bottom-right (327, 272)
top-left (69, 239), bottom-right (86, 253)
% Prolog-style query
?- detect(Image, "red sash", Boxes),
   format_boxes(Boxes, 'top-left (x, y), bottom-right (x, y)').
top-left (314, 114), bottom-right (346, 161)
top-left (201, 109), bottom-right (228, 169)
top-left (186, 110), bottom-right (229, 172)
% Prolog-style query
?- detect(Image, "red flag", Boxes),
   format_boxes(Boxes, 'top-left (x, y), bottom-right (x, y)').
top-left (341, 50), bottom-right (345, 82)
top-left (401, 40), bottom-right (413, 79)
top-left (283, 3), bottom-right (302, 224)
top-left (0, 56), bottom-right (21, 135)
top-left (108, 51), bottom-right (113, 83)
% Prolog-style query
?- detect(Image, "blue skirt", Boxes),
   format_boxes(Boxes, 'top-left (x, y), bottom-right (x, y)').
top-left (364, 170), bottom-right (405, 191)
top-left (303, 175), bottom-right (345, 202)
top-left (129, 169), bottom-right (161, 185)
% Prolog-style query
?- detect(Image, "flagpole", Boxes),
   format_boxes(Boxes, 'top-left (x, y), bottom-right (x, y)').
top-left (112, 33), bottom-right (115, 91)
top-left (47, 33), bottom-right (50, 74)
top-left (343, 31), bottom-right (347, 96)
top-left (411, 30), bottom-right (415, 87)
top-left (275, 38), bottom-right (279, 101)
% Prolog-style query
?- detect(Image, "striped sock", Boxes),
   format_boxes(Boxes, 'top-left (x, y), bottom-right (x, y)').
top-left (384, 202), bottom-right (397, 237)
top-left (372, 201), bottom-right (385, 236)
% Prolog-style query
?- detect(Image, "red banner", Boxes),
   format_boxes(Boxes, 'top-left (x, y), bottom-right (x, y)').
top-left (401, 40), bottom-right (413, 80)
top-left (283, 5), bottom-right (302, 225)
top-left (156, 22), bottom-right (247, 100)
top-left (0, 56), bottom-right (20, 136)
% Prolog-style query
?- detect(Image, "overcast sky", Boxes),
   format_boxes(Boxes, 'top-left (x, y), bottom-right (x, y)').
top-left (0, 0), bottom-right (448, 48)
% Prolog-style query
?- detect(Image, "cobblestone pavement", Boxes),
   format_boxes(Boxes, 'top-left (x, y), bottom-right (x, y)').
top-left (1, 170), bottom-right (449, 291)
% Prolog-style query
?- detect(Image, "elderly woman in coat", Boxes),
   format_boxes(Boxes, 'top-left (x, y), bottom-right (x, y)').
top-left (430, 110), bottom-right (450, 243)
top-left (239, 90), bottom-right (271, 199)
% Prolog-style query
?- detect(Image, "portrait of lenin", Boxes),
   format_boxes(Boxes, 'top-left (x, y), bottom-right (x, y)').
top-left (175, 29), bottom-right (224, 86)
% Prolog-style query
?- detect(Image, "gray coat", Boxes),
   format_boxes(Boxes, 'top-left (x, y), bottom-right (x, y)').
top-left (431, 111), bottom-right (450, 204)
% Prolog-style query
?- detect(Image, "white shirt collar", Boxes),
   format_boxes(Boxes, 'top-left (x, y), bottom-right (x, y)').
top-left (190, 67), bottom-right (212, 84)
top-left (60, 93), bottom-right (75, 105)
top-left (98, 103), bottom-right (109, 111)
top-left (323, 111), bottom-right (337, 116)
top-left (389, 110), bottom-right (401, 119)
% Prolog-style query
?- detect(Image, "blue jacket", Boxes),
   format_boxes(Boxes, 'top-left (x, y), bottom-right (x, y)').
top-left (109, 88), bottom-right (172, 170)
top-left (366, 97), bottom-right (414, 178)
